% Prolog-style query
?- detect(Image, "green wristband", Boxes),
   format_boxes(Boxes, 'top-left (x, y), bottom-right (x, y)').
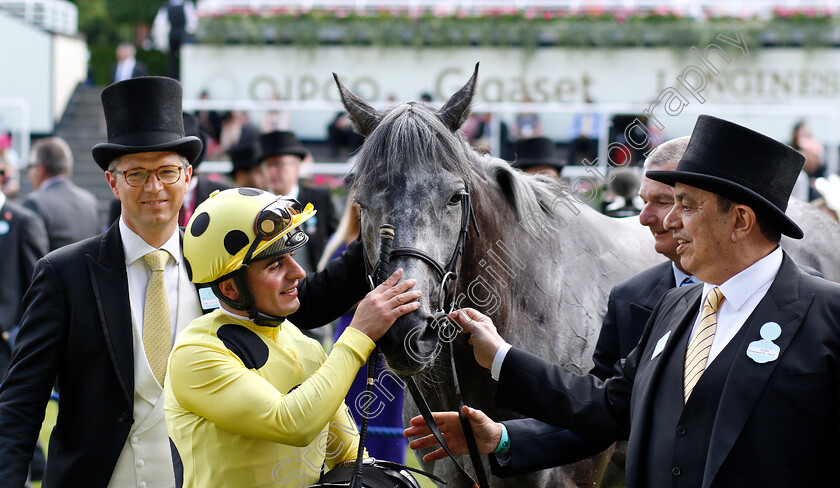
top-left (493, 423), bottom-right (510, 454)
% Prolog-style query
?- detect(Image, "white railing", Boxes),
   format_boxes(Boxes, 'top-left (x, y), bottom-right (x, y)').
top-left (184, 98), bottom-right (840, 177)
top-left (196, 0), bottom-right (840, 17)
top-left (0, 0), bottom-right (77, 36)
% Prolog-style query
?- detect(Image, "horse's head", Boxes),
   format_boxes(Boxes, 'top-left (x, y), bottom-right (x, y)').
top-left (334, 64), bottom-right (479, 375)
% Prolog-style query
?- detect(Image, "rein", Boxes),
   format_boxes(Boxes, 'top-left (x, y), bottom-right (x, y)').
top-left (361, 184), bottom-right (490, 488)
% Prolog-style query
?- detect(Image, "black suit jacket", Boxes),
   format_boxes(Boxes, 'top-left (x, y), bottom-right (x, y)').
top-left (0, 200), bottom-right (47, 375)
top-left (297, 186), bottom-right (338, 270)
top-left (193, 176), bottom-right (231, 204)
top-left (590, 260), bottom-right (675, 380)
top-left (0, 224), bottom-right (366, 487)
top-left (496, 253), bottom-right (840, 488)
top-left (492, 260), bottom-right (674, 477)
top-left (0, 200), bottom-right (47, 333)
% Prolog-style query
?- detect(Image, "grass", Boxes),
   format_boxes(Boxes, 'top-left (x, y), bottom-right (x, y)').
top-left (404, 445), bottom-right (437, 488)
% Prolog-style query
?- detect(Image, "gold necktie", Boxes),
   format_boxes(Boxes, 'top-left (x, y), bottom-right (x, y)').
top-left (142, 250), bottom-right (171, 386)
top-left (683, 287), bottom-right (724, 403)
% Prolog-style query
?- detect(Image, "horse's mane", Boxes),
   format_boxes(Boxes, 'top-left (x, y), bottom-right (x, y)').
top-left (353, 101), bottom-right (571, 241)
top-left (467, 149), bottom-right (574, 240)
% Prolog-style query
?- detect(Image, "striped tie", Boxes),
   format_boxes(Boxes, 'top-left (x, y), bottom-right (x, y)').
top-left (683, 287), bottom-right (724, 403)
top-left (142, 250), bottom-right (171, 386)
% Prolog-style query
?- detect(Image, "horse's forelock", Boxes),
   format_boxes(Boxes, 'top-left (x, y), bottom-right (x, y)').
top-left (353, 103), bottom-right (476, 192)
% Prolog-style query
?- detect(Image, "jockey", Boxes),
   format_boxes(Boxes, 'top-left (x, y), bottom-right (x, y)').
top-left (165, 187), bottom-right (421, 487)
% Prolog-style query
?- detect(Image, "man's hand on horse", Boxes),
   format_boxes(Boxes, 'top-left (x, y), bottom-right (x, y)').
top-left (350, 268), bottom-right (422, 342)
top-left (450, 308), bottom-right (504, 370)
top-left (404, 406), bottom-right (502, 462)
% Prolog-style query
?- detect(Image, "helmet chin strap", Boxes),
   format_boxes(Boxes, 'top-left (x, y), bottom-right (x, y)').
top-left (213, 270), bottom-right (285, 327)
top-left (248, 310), bottom-right (285, 327)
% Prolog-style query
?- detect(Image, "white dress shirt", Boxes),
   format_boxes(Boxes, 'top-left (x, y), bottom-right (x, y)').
top-left (120, 217), bottom-right (181, 344)
top-left (114, 58), bottom-right (136, 83)
top-left (690, 246), bottom-right (782, 365)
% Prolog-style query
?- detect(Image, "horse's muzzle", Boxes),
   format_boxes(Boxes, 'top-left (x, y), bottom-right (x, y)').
top-left (379, 310), bottom-right (441, 376)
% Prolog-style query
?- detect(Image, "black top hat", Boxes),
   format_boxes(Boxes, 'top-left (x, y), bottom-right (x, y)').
top-left (647, 115), bottom-right (805, 239)
top-left (182, 112), bottom-right (209, 169)
top-left (511, 137), bottom-right (563, 170)
top-left (92, 77), bottom-right (202, 171)
top-left (229, 142), bottom-right (261, 174)
top-left (257, 131), bottom-right (308, 163)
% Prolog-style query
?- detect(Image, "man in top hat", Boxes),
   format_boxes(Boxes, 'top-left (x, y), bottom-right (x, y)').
top-left (228, 140), bottom-right (264, 190)
top-left (421, 115), bottom-right (840, 487)
top-left (106, 112), bottom-right (231, 227)
top-left (511, 136), bottom-right (564, 178)
top-left (259, 130), bottom-right (337, 273)
top-left (0, 77), bottom-right (371, 487)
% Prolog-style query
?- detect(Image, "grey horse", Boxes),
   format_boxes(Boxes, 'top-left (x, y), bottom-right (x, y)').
top-left (336, 66), bottom-right (662, 487)
top-left (334, 66), bottom-right (840, 487)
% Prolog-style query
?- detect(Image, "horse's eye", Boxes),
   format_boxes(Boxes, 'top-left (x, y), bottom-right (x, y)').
top-left (448, 193), bottom-right (463, 206)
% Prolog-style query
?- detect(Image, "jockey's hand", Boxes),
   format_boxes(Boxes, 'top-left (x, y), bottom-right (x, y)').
top-left (350, 269), bottom-right (421, 342)
top-left (404, 406), bottom-right (502, 462)
top-left (450, 308), bottom-right (504, 370)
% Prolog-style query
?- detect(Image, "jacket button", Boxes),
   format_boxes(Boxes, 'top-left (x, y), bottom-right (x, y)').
top-left (676, 425), bottom-right (686, 435)
top-left (117, 412), bottom-right (129, 423)
top-left (672, 466), bottom-right (681, 476)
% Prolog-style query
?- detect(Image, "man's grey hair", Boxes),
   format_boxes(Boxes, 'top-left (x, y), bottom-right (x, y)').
top-left (31, 137), bottom-right (73, 176)
top-left (644, 136), bottom-right (690, 171)
top-left (107, 154), bottom-right (190, 173)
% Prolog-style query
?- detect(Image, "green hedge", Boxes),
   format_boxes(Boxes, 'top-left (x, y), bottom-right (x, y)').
top-left (195, 11), bottom-right (839, 49)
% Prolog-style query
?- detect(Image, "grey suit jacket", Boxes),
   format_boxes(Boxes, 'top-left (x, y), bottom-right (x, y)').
top-left (23, 178), bottom-right (100, 252)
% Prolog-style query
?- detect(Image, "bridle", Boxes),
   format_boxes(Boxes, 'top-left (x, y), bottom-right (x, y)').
top-left (363, 180), bottom-right (480, 316)
top-left (360, 181), bottom-right (491, 488)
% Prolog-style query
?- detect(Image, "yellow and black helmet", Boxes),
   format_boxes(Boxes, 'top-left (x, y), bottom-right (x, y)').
top-left (184, 187), bottom-right (316, 285)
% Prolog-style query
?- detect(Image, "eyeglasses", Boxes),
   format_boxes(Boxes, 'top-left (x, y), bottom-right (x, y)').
top-left (242, 196), bottom-right (304, 265)
top-left (112, 165), bottom-right (183, 187)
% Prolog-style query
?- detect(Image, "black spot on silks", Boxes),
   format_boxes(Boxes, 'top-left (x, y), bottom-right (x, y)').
top-left (217, 324), bottom-right (269, 369)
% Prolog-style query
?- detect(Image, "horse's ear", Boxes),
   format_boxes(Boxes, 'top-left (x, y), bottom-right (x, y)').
top-left (436, 62), bottom-right (479, 132)
top-left (333, 73), bottom-right (382, 137)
